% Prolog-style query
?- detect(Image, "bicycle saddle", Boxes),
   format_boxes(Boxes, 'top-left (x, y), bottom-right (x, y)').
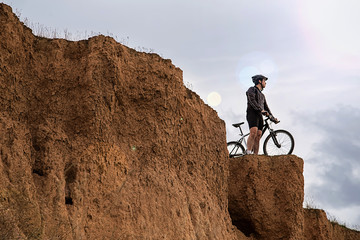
top-left (232, 122), bottom-right (244, 128)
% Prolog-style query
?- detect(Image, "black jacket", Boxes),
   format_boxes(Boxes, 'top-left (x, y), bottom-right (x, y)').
top-left (246, 86), bottom-right (272, 115)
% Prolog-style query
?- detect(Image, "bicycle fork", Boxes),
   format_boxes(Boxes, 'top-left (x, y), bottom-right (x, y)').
top-left (269, 131), bottom-right (281, 148)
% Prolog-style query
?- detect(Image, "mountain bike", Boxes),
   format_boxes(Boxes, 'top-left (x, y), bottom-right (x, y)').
top-left (227, 116), bottom-right (294, 157)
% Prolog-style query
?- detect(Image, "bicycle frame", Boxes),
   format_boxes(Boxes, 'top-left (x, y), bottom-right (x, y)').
top-left (235, 132), bottom-right (250, 148)
top-left (234, 117), bottom-right (280, 149)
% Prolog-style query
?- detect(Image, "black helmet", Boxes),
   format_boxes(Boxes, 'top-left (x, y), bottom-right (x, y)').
top-left (252, 74), bottom-right (268, 85)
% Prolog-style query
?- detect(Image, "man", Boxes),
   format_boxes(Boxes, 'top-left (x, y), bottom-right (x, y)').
top-left (246, 74), bottom-right (277, 155)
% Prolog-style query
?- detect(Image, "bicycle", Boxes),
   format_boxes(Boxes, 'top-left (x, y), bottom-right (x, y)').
top-left (227, 115), bottom-right (294, 157)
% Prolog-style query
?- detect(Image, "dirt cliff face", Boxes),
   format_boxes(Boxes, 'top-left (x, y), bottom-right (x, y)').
top-left (229, 155), bottom-right (304, 240)
top-left (0, 4), bottom-right (237, 239)
top-left (304, 209), bottom-right (360, 240)
top-left (228, 155), bottom-right (360, 240)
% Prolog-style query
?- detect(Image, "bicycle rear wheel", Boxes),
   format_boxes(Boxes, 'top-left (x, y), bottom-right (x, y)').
top-left (227, 141), bottom-right (245, 158)
top-left (263, 130), bottom-right (294, 156)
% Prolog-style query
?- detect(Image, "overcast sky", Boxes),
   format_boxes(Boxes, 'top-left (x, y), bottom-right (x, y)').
top-left (3, 0), bottom-right (360, 229)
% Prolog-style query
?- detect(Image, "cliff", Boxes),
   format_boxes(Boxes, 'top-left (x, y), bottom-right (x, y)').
top-left (229, 155), bottom-right (304, 240)
top-left (229, 155), bottom-right (360, 240)
top-left (0, 3), bottom-right (359, 240)
top-left (304, 209), bottom-right (360, 240)
top-left (0, 4), bottom-right (236, 239)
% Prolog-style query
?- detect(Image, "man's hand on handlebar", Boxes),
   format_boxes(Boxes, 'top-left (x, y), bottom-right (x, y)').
top-left (262, 111), bottom-right (280, 124)
top-left (270, 115), bottom-right (280, 124)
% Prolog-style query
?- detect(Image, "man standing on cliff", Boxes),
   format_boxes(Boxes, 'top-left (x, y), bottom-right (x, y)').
top-left (246, 75), bottom-right (277, 155)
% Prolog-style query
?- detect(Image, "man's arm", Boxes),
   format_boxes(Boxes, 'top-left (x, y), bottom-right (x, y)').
top-left (263, 95), bottom-right (279, 123)
top-left (246, 87), bottom-right (262, 111)
top-left (263, 96), bottom-right (272, 116)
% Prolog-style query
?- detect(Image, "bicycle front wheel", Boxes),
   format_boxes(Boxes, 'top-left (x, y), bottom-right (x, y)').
top-left (263, 130), bottom-right (294, 156)
top-left (227, 141), bottom-right (245, 158)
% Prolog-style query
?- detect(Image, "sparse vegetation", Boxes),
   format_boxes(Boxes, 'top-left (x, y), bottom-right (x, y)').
top-left (185, 81), bottom-right (194, 90)
top-left (328, 213), bottom-right (360, 232)
top-left (22, 17), bottom-right (105, 41)
top-left (304, 196), bottom-right (360, 232)
top-left (14, 7), bottom-right (159, 55)
top-left (304, 194), bottom-right (319, 209)
top-left (353, 225), bottom-right (360, 232)
top-left (326, 211), bottom-right (347, 228)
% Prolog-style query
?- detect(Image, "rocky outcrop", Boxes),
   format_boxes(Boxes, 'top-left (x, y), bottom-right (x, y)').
top-left (0, 3), bottom-right (236, 239)
top-left (228, 155), bottom-right (360, 240)
top-left (304, 209), bottom-right (360, 240)
top-left (229, 155), bottom-right (304, 240)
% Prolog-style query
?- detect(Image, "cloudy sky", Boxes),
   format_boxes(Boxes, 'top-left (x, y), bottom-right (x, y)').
top-left (3, 0), bottom-right (360, 228)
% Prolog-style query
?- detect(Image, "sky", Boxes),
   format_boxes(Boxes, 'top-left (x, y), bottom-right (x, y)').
top-left (2, 0), bottom-right (360, 229)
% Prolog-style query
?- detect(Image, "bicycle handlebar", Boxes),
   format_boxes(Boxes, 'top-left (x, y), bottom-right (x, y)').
top-left (265, 115), bottom-right (280, 124)
top-left (261, 111), bottom-right (280, 124)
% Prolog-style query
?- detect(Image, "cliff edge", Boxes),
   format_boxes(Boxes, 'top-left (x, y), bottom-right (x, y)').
top-left (229, 155), bottom-right (304, 240)
top-left (229, 155), bottom-right (360, 240)
top-left (0, 3), bottom-right (236, 239)
top-left (304, 209), bottom-right (360, 240)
